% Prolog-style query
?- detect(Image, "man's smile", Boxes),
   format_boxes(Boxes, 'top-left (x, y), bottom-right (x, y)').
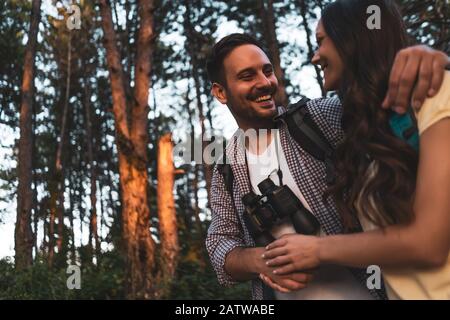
top-left (255, 95), bottom-right (272, 102)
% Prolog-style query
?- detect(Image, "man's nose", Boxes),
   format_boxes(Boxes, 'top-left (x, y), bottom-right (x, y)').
top-left (255, 72), bottom-right (272, 89)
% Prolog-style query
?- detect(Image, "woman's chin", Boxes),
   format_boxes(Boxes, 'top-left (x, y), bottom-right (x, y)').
top-left (323, 80), bottom-right (339, 92)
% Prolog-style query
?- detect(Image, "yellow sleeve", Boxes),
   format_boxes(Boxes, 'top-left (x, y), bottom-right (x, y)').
top-left (416, 71), bottom-right (450, 135)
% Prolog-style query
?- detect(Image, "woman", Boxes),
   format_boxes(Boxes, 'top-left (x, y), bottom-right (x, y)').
top-left (262, 0), bottom-right (450, 299)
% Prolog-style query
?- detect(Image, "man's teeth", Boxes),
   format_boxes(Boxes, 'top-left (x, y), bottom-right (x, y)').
top-left (255, 95), bottom-right (272, 102)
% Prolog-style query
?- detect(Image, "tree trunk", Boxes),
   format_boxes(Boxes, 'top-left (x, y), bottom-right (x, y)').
top-left (32, 176), bottom-right (38, 261)
top-left (192, 165), bottom-right (203, 237)
top-left (258, 0), bottom-right (288, 107)
top-left (84, 79), bottom-right (100, 262)
top-left (99, 181), bottom-right (105, 246)
top-left (15, 0), bottom-right (41, 270)
top-left (298, 0), bottom-right (325, 96)
top-left (315, 0), bottom-right (324, 10)
top-left (68, 183), bottom-right (76, 264)
top-left (185, 89), bottom-right (204, 238)
top-left (48, 186), bottom-right (56, 266)
top-left (100, 0), bottom-right (157, 299)
top-left (56, 30), bottom-right (72, 262)
top-left (183, 2), bottom-right (213, 207)
top-left (32, 91), bottom-right (38, 262)
top-left (157, 133), bottom-right (180, 297)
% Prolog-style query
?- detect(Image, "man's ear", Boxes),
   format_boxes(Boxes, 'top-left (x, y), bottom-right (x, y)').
top-left (211, 82), bottom-right (227, 105)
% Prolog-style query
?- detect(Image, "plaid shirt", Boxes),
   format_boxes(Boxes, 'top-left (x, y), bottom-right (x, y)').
top-left (206, 97), bottom-right (387, 300)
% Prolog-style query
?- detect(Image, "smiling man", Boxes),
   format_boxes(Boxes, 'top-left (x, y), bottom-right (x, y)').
top-left (210, 43), bottom-right (278, 132)
top-left (205, 33), bottom-right (449, 300)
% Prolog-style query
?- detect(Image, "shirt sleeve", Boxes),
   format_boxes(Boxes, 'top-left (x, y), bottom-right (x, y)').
top-left (416, 71), bottom-right (450, 135)
top-left (205, 164), bottom-right (247, 287)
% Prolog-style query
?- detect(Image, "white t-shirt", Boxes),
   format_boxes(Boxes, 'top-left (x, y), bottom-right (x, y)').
top-left (246, 130), bottom-right (374, 300)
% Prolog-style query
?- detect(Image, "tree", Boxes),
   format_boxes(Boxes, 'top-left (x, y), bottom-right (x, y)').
top-left (156, 133), bottom-right (181, 297)
top-left (99, 0), bottom-right (157, 298)
top-left (182, 0), bottom-right (215, 208)
top-left (297, 0), bottom-right (325, 96)
top-left (258, 0), bottom-right (288, 106)
top-left (400, 0), bottom-right (449, 53)
top-left (15, 0), bottom-right (41, 270)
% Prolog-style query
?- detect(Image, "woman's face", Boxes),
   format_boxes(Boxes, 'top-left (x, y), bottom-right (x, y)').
top-left (312, 20), bottom-right (344, 91)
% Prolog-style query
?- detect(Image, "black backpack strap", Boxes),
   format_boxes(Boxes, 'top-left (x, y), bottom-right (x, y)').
top-left (275, 97), bottom-right (336, 184)
top-left (217, 162), bottom-right (234, 202)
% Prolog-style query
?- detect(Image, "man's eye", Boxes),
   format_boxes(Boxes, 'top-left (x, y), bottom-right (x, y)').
top-left (240, 75), bottom-right (253, 81)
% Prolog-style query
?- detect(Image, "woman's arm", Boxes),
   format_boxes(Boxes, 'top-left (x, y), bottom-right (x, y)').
top-left (264, 118), bottom-right (450, 273)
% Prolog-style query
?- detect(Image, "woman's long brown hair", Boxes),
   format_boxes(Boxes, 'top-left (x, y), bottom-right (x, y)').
top-left (322, 0), bottom-right (419, 230)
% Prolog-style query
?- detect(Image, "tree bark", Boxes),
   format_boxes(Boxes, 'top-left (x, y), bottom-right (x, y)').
top-left (100, 0), bottom-right (157, 299)
top-left (48, 31), bottom-right (72, 267)
top-left (185, 89), bottom-right (204, 238)
top-left (157, 133), bottom-right (180, 297)
top-left (315, 0), bottom-right (324, 11)
top-left (258, 0), bottom-right (288, 107)
top-left (15, 0), bottom-right (41, 270)
top-left (68, 182), bottom-right (76, 264)
top-left (183, 1), bottom-right (213, 208)
top-left (84, 78), bottom-right (100, 262)
top-left (32, 90), bottom-right (38, 262)
top-left (48, 187), bottom-right (56, 266)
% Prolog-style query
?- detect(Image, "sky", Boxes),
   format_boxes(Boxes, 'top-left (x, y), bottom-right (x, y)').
top-left (0, 1), bottom-right (323, 259)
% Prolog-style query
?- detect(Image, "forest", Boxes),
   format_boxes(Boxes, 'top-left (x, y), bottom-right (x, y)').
top-left (0, 0), bottom-right (448, 299)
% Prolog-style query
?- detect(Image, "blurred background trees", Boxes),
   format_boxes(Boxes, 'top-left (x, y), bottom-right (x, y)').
top-left (0, 0), bottom-right (448, 299)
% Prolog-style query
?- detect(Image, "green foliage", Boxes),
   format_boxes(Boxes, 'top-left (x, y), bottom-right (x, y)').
top-left (399, 0), bottom-right (450, 53)
top-left (0, 249), bottom-right (250, 300)
top-left (0, 257), bottom-right (78, 299)
top-left (0, 0), bottom-right (30, 126)
top-left (0, 251), bottom-right (126, 299)
top-left (169, 260), bottom-right (250, 300)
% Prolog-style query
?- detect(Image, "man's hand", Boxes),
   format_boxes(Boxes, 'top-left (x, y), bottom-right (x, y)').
top-left (224, 246), bottom-right (314, 293)
top-left (259, 271), bottom-right (314, 293)
top-left (258, 260), bottom-right (314, 293)
top-left (382, 45), bottom-right (449, 113)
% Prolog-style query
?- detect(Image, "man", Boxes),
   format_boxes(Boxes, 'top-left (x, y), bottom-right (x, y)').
top-left (205, 33), bottom-right (449, 300)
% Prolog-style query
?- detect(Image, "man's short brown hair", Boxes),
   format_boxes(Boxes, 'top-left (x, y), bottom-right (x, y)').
top-left (206, 33), bottom-right (268, 86)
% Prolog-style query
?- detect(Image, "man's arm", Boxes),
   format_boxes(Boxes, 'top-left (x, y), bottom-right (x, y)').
top-left (224, 247), bottom-right (261, 281)
top-left (382, 45), bottom-right (449, 113)
top-left (206, 165), bottom-right (313, 291)
top-left (205, 165), bottom-right (248, 287)
top-left (226, 246), bottom-right (313, 292)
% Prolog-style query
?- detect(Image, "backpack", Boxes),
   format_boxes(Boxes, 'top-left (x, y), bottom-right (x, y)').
top-left (389, 108), bottom-right (419, 151)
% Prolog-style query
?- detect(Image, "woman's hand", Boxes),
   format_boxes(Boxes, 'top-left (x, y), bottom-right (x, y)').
top-left (262, 234), bottom-right (322, 275)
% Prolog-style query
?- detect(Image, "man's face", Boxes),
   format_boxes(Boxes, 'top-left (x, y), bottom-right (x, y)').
top-left (212, 44), bottom-right (279, 127)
